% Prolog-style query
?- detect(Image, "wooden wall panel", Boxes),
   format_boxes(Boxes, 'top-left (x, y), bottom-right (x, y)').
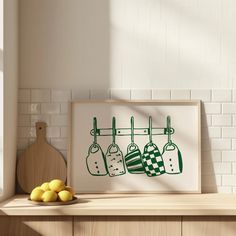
top-left (74, 216), bottom-right (181, 236)
top-left (183, 216), bottom-right (236, 236)
top-left (0, 216), bottom-right (73, 236)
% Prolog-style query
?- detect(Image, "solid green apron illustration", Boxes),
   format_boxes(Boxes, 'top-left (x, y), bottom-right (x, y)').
top-left (86, 115), bottom-right (183, 177)
top-left (105, 117), bottom-right (126, 177)
top-left (86, 118), bottom-right (108, 176)
top-left (142, 117), bottom-right (166, 177)
top-left (162, 116), bottom-right (183, 174)
top-left (125, 116), bottom-right (145, 174)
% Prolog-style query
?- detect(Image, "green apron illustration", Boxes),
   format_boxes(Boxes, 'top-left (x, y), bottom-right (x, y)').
top-left (162, 116), bottom-right (183, 174)
top-left (105, 117), bottom-right (126, 177)
top-left (125, 116), bottom-right (145, 174)
top-left (142, 117), bottom-right (165, 177)
top-left (86, 118), bottom-right (108, 176)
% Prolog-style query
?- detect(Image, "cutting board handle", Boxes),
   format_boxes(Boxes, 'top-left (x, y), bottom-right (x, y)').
top-left (36, 122), bottom-right (47, 141)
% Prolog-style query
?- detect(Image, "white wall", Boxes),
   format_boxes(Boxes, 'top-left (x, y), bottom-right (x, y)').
top-left (20, 0), bottom-right (236, 89)
top-left (17, 0), bottom-right (236, 193)
top-left (0, 0), bottom-right (18, 201)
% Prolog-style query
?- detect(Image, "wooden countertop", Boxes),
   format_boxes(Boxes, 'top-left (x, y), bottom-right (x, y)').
top-left (1, 194), bottom-right (236, 216)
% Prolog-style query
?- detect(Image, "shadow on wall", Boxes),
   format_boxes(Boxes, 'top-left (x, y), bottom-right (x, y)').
top-left (201, 104), bottom-right (217, 193)
top-left (20, 0), bottom-right (111, 89)
top-left (0, 49), bottom-right (3, 71)
top-left (0, 49), bottom-right (3, 195)
top-left (17, 0), bottom-right (114, 194)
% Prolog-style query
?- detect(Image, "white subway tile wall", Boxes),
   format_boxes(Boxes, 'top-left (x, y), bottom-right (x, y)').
top-left (17, 89), bottom-right (236, 193)
top-left (152, 89), bottom-right (171, 100)
top-left (41, 103), bottom-right (60, 114)
top-left (171, 90), bottom-right (191, 100)
top-left (212, 90), bottom-right (232, 102)
top-left (191, 90), bottom-right (211, 102)
top-left (31, 89), bottom-right (51, 102)
top-left (51, 89), bottom-right (71, 102)
top-left (110, 89), bottom-right (131, 100)
top-left (72, 89), bottom-right (90, 100)
top-left (90, 89), bottom-right (110, 100)
top-left (18, 89), bottom-right (30, 102)
top-left (131, 89), bottom-right (152, 100)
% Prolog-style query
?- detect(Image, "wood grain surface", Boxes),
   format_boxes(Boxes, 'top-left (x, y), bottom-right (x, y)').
top-left (182, 216), bottom-right (236, 236)
top-left (2, 194), bottom-right (236, 216)
top-left (0, 216), bottom-right (72, 236)
top-left (17, 122), bottom-right (67, 193)
top-left (74, 216), bottom-right (181, 236)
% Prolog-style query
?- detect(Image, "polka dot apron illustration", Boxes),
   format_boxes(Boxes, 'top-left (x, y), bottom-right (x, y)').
top-left (86, 118), bottom-right (108, 176)
top-left (105, 117), bottom-right (126, 177)
top-left (86, 115), bottom-right (183, 178)
top-left (162, 116), bottom-right (183, 174)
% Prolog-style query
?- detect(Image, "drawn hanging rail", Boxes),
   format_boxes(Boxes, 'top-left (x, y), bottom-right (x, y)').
top-left (86, 116), bottom-right (183, 178)
top-left (90, 125), bottom-right (175, 137)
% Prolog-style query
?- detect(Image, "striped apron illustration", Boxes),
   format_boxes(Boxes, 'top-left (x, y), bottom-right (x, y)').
top-left (125, 116), bottom-right (145, 174)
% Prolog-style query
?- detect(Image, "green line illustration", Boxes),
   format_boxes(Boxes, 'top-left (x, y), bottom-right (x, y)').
top-left (90, 126), bottom-right (175, 137)
top-left (86, 118), bottom-right (108, 176)
top-left (162, 116), bottom-right (183, 174)
top-left (86, 116), bottom-right (183, 177)
top-left (142, 116), bottom-right (166, 177)
top-left (125, 116), bottom-right (145, 174)
top-left (105, 117), bottom-right (126, 177)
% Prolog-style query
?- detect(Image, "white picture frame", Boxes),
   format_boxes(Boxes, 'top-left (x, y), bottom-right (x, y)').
top-left (68, 100), bottom-right (201, 193)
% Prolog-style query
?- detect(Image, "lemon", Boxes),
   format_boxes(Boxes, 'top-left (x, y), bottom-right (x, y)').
top-left (58, 190), bottom-right (73, 202)
top-left (49, 179), bottom-right (65, 192)
top-left (42, 190), bottom-right (58, 202)
top-left (65, 186), bottom-right (75, 196)
top-left (30, 188), bottom-right (44, 201)
top-left (40, 182), bottom-right (50, 191)
top-left (32, 186), bottom-right (42, 191)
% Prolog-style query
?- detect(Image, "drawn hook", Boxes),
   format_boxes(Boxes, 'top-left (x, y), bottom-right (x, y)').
top-left (112, 117), bottom-right (116, 145)
top-left (149, 116), bottom-right (152, 143)
top-left (93, 117), bottom-right (97, 144)
top-left (131, 116), bottom-right (134, 143)
top-left (167, 115), bottom-right (172, 143)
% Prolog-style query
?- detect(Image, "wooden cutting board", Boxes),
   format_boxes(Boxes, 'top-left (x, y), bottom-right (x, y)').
top-left (17, 122), bottom-right (67, 193)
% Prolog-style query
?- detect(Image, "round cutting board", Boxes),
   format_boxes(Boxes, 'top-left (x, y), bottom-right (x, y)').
top-left (17, 122), bottom-right (67, 193)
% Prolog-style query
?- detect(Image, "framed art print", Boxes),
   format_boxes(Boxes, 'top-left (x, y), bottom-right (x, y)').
top-left (69, 100), bottom-right (201, 193)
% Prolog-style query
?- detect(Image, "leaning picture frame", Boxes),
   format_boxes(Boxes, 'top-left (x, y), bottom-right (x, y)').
top-left (68, 100), bottom-right (201, 193)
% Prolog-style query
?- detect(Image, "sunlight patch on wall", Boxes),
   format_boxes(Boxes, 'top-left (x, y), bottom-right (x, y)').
top-left (109, 0), bottom-right (234, 88)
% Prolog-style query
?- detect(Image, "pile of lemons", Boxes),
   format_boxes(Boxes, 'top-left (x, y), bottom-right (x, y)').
top-left (30, 179), bottom-right (75, 202)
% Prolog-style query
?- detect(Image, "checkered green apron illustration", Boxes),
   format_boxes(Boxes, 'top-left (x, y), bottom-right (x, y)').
top-left (141, 116), bottom-right (165, 177)
top-left (142, 142), bottom-right (165, 177)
